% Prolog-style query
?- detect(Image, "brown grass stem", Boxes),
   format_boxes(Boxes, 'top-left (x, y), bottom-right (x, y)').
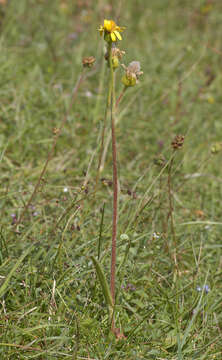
top-left (167, 154), bottom-right (177, 267)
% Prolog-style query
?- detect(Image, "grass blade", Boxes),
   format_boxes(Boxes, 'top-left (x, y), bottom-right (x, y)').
top-left (91, 255), bottom-right (113, 315)
top-left (0, 244), bottom-right (34, 298)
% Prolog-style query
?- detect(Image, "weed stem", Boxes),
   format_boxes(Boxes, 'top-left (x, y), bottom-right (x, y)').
top-left (167, 154), bottom-right (177, 266)
top-left (108, 44), bottom-right (118, 327)
top-left (116, 86), bottom-right (127, 108)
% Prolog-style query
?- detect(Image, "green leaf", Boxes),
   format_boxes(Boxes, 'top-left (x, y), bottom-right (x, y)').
top-left (91, 256), bottom-right (113, 316)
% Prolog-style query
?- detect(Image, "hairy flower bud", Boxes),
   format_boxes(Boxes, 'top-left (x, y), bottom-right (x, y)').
top-left (82, 56), bottom-right (96, 68)
top-left (105, 47), bottom-right (125, 69)
top-left (121, 73), bottom-right (137, 87)
top-left (121, 61), bottom-right (143, 87)
top-left (211, 142), bottom-right (222, 154)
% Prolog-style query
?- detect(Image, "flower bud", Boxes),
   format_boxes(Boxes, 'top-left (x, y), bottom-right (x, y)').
top-left (82, 56), bottom-right (96, 68)
top-left (105, 47), bottom-right (125, 70)
top-left (121, 61), bottom-right (143, 87)
top-left (211, 142), bottom-right (222, 154)
top-left (121, 74), bottom-right (136, 87)
top-left (112, 55), bottom-right (119, 69)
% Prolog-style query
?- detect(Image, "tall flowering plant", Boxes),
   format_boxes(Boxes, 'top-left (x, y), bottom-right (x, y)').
top-left (92, 18), bottom-right (142, 335)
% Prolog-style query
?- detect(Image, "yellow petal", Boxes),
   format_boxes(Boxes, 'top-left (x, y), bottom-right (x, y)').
top-left (104, 19), bottom-right (112, 32)
top-left (114, 30), bottom-right (122, 40)
top-left (115, 25), bottom-right (125, 33)
top-left (111, 32), bottom-right (116, 41)
top-left (110, 20), bottom-right (116, 31)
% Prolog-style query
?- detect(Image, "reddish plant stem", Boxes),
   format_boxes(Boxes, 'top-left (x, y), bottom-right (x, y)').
top-left (110, 95), bottom-right (118, 306)
top-left (15, 70), bottom-right (86, 228)
top-left (116, 86), bottom-right (127, 108)
top-left (107, 44), bottom-right (118, 326)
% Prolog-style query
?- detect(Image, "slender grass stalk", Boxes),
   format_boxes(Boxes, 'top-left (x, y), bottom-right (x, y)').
top-left (101, 92), bottom-right (139, 172)
top-left (96, 81), bottom-right (127, 185)
top-left (93, 47), bottom-right (106, 125)
top-left (167, 153), bottom-right (178, 269)
top-left (167, 155), bottom-right (176, 244)
top-left (98, 203), bottom-right (105, 260)
top-left (95, 104), bottom-right (109, 189)
top-left (95, 53), bottom-right (112, 191)
top-left (15, 69), bottom-right (86, 228)
top-left (125, 155), bottom-right (172, 231)
top-left (0, 244), bottom-right (34, 298)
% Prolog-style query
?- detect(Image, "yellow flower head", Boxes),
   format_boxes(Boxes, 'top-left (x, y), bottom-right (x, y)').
top-left (99, 19), bottom-right (125, 42)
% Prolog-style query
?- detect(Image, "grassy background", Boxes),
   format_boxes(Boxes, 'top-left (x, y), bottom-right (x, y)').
top-left (0, 0), bottom-right (222, 358)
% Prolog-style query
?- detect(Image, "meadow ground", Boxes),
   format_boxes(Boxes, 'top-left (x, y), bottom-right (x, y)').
top-left (0, 0), bottom-right (222, 359)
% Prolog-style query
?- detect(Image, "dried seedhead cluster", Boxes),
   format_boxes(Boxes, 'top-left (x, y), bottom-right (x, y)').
top-left (171, 135), bottom-right (185, 150)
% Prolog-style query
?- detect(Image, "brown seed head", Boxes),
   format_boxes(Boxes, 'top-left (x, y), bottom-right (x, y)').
top-left (171, 135), bottom-right (185, 150)
top-left (53, 127), bottom-right (60, 135)
top-left (82, 56), bottom-right (96, 68)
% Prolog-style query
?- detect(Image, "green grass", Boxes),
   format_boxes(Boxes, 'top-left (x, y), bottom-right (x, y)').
top-left (0, 0), bottom-right (222, 358)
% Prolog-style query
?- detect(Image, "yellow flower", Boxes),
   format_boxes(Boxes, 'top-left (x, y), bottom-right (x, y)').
top-left (99, 19), bottom-right (125, 42)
